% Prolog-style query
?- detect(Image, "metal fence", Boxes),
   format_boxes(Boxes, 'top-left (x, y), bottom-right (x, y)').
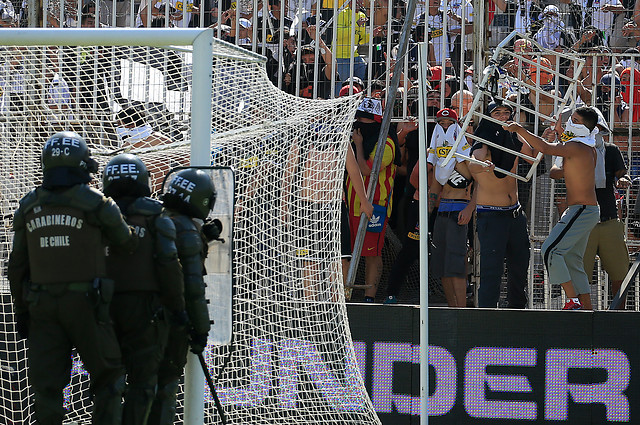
top-left (7, 0), bottom-right (640, 309)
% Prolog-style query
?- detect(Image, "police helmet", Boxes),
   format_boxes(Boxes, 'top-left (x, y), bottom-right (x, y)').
top-left (102, 153), bottom-right (151, 198)
top-left (41, 131), bottom-right (99, 188)
top-left (163, 168), bottom-right (216, 220)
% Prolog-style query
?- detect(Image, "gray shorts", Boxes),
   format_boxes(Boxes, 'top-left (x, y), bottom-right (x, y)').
top-left (542, 204), bottom-right (600, 294)
top-left (431, 212), bottom-right (468, 279)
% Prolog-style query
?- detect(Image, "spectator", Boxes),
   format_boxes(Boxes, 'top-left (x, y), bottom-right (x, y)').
top-left (450, 89), bottom-right (473, 123)
top-left (137, 0), bottom-right (200, 28)
top-left (341, 76), bottom-right (365, 94)
top-left (446, 0), bottom-right (474, 72)
top-left (615, 48), bottom-right (640, 74)
top-left (492, 0), bottom-right (544, 36)
top-left (596, 73), bottom-right (630, 123)
top-left (382, 151), bottom-right (421, 305)
top-left (422, 0), bottom-right (456, 67)
top-left (0, 47), bottom-right (26, 114)
top-left (0, 0), bottom-right (17, 27)
top-left (256, 0), bottom-right (294, 54)
top-left (426, 108), bottom-right (468, 211)
top-left (334, 0), bottom-right (384, 95)
top-left (281, 31), bottom-right (299, 73)
top-left (620, 66), bottom-right (640, 121)
top-left (433, 75), bottom-right (460, 108)
top-left (580, 0), bottom-right (624, 47)
top-left (428, 107), bottom-right (473, 307)
top-left (287, 0), bottom-right (314, 22)
top-left (222, 11), bottom-right (253, 46)
top-left (468, 101), bottom-right (536, 308)
top-left (369, 79), bottom-right (387, 99)
top-left (557, 0), bottom-right (584, 36)
top-left (116, 105), bottom-right (173, 150)
top-left (428, 64), bottom-right (456, 89)
top-left (572, 25), bottom-right (606, 51)
top-left (504, 40), bottom-right (559, 123)
top-left (553, 132), bottom-right (631, 309)
top-left (284, 25), bottom-right (338, 98)
top-left (506, 107), bottom-right (601, 311)
top-left (209, 0), bottom-right (231, 27)
top-left (534, 5), bottom-right (575, 50)
top-left (137, 0), bottom-right (179, 27)
top-left (622, 19), bottom-right (640, 45)
top-left (287, 11), bottom-right (320, 46)
top-left (344, 97), bottom-right (398, 302)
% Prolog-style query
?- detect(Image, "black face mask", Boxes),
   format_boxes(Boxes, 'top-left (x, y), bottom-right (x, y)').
top-left (353, 121), bottom-right (381, 159)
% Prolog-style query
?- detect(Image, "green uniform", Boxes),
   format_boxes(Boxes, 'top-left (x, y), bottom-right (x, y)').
top-left (148, 211), bottom-right (211, 425)
top-left (8, 184), bottom-right (136, 425)
top-left (106, 196), bottom-right (184, 425)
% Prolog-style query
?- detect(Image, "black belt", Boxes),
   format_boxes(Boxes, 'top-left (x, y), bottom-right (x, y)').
top-left (477, 205), bottom-right (522, 218)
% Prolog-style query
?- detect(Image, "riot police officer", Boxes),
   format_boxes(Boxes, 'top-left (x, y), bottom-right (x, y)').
top-left (7, 131), bottom-right (137, 425)
top-left (148, 168), bottom-right (215, 425)
top-left (102, 154), bottom-right (186, 425)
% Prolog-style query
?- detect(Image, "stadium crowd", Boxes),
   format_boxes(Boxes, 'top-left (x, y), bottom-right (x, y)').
top-left (4, 0), bottom-right (640, 309)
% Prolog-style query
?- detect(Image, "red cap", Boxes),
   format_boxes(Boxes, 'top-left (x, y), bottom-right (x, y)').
top-left (339, 85), bottom-right (362, 97)
top-left (436, 108), bottom-right (458, 122)
top-left (429, 66), bottom-right (443, 81)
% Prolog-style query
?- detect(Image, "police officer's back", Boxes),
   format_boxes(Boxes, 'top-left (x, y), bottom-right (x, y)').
top-left (7, 131), bottom-right (136, 425)
top-left (148, 168), bottom-right (215, 425)
top-left (102, 154), bottom-right (185, 425)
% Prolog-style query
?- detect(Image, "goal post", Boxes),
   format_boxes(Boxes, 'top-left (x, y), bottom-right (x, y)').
top-left (0, 29), bottom-right (380, 425)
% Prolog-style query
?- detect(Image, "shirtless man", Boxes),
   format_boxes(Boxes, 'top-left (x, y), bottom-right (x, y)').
top-left (503, 106), bottom-right (600, 310)
top-left (468, 102), bottom-right (536, 308)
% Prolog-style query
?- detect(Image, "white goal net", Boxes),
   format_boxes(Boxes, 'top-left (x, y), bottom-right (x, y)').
top-left (0, 29), bottom-right (379, 425)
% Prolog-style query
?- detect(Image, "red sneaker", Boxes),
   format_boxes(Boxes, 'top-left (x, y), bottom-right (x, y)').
top-left (562, 299), bottom-right (582, 310)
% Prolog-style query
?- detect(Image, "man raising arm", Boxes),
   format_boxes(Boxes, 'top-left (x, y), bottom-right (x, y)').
top-left (503, 106), bottom-right (600, 310)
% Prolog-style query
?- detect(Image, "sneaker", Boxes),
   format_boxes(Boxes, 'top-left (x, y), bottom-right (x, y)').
top-left (562, 299), bottom-right (582, 310)
top-left (383, 295), bottom-right (398, 305)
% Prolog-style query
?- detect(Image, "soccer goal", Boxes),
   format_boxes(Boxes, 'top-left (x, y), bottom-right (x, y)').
top-left (0, 28), bottom-right (379, 425)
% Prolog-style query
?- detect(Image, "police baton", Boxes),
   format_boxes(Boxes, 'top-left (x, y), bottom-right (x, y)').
top-left (197, 352), bottom-right (227, 425)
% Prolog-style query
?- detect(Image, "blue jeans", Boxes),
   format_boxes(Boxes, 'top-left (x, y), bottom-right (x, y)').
top-left (335, 56), bottom-right (367, 96)
top-left (476, 207), bottom-right (530, 308)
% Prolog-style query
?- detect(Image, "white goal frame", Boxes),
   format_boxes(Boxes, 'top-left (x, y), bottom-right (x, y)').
top-left (1, 27), bottom-right (220, 425)
top-left (1, 28), bottom-right (378, 425)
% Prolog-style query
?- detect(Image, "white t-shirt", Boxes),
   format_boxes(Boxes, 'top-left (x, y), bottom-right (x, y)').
top-left (136, 0), bottom-right (194, 27)
top-left (47, 74), bottom-right (71, 108)
top-left (513, 0), bottom-right (532, 35)
top-left (447, 0), bottom-right (474, 50)
top-left (412, 0), bottom-right (427, 28)
top-left (0, 63), bottom-right (25, 113)
top-left (287, 0), bottom-right (314, 21)
top-left (582, 0), bottom-right (622, 37)
top-left (428, 12), bottom-right (455, 66)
